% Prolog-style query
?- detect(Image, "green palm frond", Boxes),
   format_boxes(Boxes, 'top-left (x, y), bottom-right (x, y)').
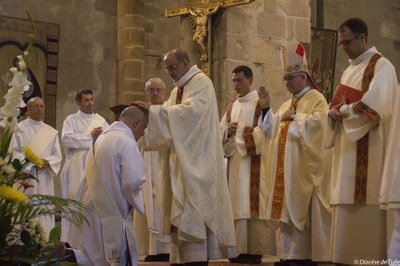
top-left (2, 195), bottom-right (89, 228)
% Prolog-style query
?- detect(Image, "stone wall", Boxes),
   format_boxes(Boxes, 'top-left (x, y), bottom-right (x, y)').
top-left (213, 0), bottom-right (312, 115)
top-left (145, 0), bottom-right (313, 116)
top-left (0, 0), bottom-right (118, 130)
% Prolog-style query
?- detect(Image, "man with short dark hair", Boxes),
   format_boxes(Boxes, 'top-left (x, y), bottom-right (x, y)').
top-left (60, 89), bottom-right (109, 242)
top-left (328, 17), bottom-right (399, 263)
top-left (220, 65), bottom-right (275, 263)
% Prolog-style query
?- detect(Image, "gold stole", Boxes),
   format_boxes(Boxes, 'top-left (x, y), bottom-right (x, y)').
top-left (271, 98), bottom-right (299, 220)
top-left (353, 53), bottom-right (381, 203)
top-left (226, 101), bottom-right (262, 218)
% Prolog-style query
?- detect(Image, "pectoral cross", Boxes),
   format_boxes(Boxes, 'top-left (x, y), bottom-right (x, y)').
top-left (164, 0), bottom-right (254, 76)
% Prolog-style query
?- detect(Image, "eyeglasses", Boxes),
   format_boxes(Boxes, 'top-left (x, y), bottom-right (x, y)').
top-left (146, 87), bottom-right (162, 94)
top-left (232, 77), bottom-right (248, 83)
top-left (282, 74), bottom-right (303, 82)
top-left (164, 61), bottom-right (182, 71)
top-left (338, 34), bottom-right (360, 47)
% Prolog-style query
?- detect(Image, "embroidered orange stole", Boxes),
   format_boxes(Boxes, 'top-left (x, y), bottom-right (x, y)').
top-left (352, 53), bottom-right (381, 203)
top-left (226, 101), bottom-right (262, 218)
top-left (271, 98), bottom-right (299, 220)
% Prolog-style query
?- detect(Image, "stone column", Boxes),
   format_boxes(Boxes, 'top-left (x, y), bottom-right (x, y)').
top-left (117, 0), bottom-right (145, 104)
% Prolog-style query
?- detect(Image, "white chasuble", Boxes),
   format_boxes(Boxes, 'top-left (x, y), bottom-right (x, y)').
top-left (11, 117), bottom-right (62, 235)
top-left (147, 65), bottom-right (236, 250)
top-left (262, 89), bottom-right (330, 230)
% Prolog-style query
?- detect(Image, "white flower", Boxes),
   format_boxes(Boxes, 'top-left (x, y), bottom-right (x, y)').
top-left (9, 71), bottom-right (30, 90)
top-left (0, 106), bottom-right (20, 118)
top-left (2, 164), bottom-right (16, 175)
top-left (0, 57), bottom-right (31, 132)
top-left (0, 158), bottom-right (7, 166)
top-left (9, 67), bottom-right (18, 75)
top-left (18, 61), bottom-right (26, 72)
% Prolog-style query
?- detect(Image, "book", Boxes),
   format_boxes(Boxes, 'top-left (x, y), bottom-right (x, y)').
top-left (329, 84), bottom-right (364, 108)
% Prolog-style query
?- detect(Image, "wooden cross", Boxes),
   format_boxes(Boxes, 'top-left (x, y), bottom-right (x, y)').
top-left (164, 0), bottom-right (254, 76)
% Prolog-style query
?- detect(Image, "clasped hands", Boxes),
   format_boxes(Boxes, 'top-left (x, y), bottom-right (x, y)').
top-left (328, 96), bottom-right (348, 121)
top-left (91, 127), bottom-right (103, 139)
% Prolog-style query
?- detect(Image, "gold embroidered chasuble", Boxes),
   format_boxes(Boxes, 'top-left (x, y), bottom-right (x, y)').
top-left (262, 88), bottom-right (330, 230)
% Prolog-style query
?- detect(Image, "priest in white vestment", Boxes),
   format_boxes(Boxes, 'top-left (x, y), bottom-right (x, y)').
top-left (134, 78), bottom-right (170, 262)
top-left (68, 106), bottom-right (147, 266)
top-left (133, 49), bottom-right (235, 265)
top-left (11, 97), bottom-right (62, 236)
top-left (328, 18), bottom-right (399, 263)
top-left (59, 89), bottom-right (108, 242)
top-left (220, 65), bottom-right (276, 263)
top-left (258, 43), bottom-right (331, 263)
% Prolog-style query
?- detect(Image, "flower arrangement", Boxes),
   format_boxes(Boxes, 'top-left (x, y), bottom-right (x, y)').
top-left (0, 12), bottom-right (87, 265)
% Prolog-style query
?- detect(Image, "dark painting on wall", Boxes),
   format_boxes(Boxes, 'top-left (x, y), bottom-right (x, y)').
top-left (304, 28), bottom-right (338, 102)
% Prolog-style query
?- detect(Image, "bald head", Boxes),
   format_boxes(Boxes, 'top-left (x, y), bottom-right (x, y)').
top-left (27, 97), bottom-right (45, 121)
top-left (163, 49), bottom-right (191, 82)
top-left (120, 106), bottom-right (148, 140)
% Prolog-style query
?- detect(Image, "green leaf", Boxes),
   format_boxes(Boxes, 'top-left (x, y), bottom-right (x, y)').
top-left (48, 225), bottom-right (61, 243)
top-left (0, 127), bottom-right (12, 158)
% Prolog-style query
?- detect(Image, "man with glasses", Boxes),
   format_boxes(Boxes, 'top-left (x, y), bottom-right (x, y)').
top-left (258, 43), bottom-right (331, 264)
top-left (133, 49), bottom-right (235, 265)
top-left (220, 65), bottom-right (276, 263)
top-left (134, 78), bottom-right (170, 262)
top-left (328, 18), bottom-right (399, 263)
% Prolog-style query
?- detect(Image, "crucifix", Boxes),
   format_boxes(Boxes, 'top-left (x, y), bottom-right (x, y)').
top-left (165, 0), bottom-right (254, 76)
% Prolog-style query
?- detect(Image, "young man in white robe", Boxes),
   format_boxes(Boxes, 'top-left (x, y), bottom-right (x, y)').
top-left (134, 77), bottom-right (170, 262)
top-left (220, 65), bottom-right (276, 263)
top-left (328, 18), bottom-right (399, 263)
top-left (133, 48), bottom-right (235, 265)
top-left (68, 106), bottom-right (147, 266)
top-left (59, 89), bottom-right (108, 242)
top-left (11, 97), bottom-right (62, 236)
top-left (258, 43), bottom-right (332, 264)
